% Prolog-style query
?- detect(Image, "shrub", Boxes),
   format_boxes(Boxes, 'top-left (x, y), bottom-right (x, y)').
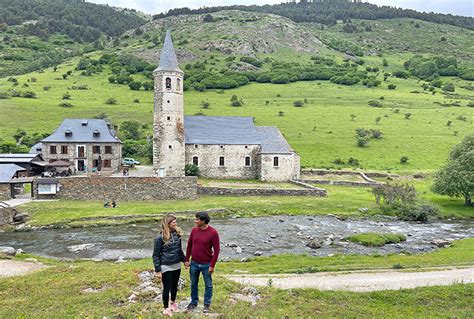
top-left (128, 81), bottom-right (142, 90)
top-left (368, 100), bottom-right (382, 108)
top-left (105, 97), bottom-right (118, 105)
top-left (332, 158), bottom-right (345, 165)
top-left (133, 99), bottom-right (140, 103)
top-left (370, 129), bottom-right (383, 139)
top-left (350, 114), bottom-right (356, 121)
top-left (442, 83), bottom-right (455, 92)
top-left (0, 92), bottom-right (10, 99)
top-left (185, 164), bottom-right (199, 176)
top-left (201, 101), bottom-right (210, 109)
top-left (142, 81), bottom-right (153, 91)
top-left (278, 111), bottom-right (284, 117)
top-left (396, 204), bottom-right (439, 222)
top-left (43, 86), bottom-right (51, 91)
top-left (392, 70), bottom-right (409, 79)
top-left (387, 84), bottom-right (397, 90)
top-left (356, 136), bottom-right (370, 147)
top-left (108, 76), bottom-right (116, 83)
top-left (59, 101), bottom-right (73, 107)
top-left (271, 75), bottom-right (290, 84)
top-left (400, 156), bottom-right (409, 164)
top-left (21, 91), bottom-right (37, 98)
top-left (404, 113), bottom-right (412, 119)
top-left (62, 93), bottom-right (71, 100)
top-left (375, 117), bottom-right (381, 124)
top-left (231, 100), bottom-right (242, 107)
top-left (293, 100), bottom-right (304, 107)
top-left (347, 157), bottom-right (360, 166)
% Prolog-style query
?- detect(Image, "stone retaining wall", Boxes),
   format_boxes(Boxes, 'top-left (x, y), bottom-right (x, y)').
top-left (0, 207), bottom-right (16, 226)
top-left (302, 169), bottom-right (398, 179)
top-left (198, 186), bottom-right (327, 197)
top-left (300, 179), bottom-right (379, 187)
top-left (35, 176), bottom-right (198, 201)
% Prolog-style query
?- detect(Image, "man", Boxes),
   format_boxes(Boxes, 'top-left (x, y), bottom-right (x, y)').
top-left (184, 211), bottom-right (220, 313)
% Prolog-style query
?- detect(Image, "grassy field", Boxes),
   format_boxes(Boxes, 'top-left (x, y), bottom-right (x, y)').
top-left (0, 56), bottom-right (472, 172)
top-left (0, 240), bottom-right (473, 318)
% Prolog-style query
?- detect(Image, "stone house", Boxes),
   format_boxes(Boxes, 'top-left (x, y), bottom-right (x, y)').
top-left (153, 31), bottom-right (300, 181)
top-left (41, 119), bottom-right (122, 174)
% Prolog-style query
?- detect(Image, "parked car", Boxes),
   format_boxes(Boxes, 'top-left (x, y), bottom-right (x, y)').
top-left (122, 158), bottom-right (140, 166)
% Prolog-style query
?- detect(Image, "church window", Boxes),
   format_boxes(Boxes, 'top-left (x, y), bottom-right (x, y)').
top-left (168, 145), bottom-right (172, 149)
top-left (167, 116), bottom-right (171, 121)
top-left (245, 156), bottom-right (251, 167)
top-left (193, 156), bottom-right (199, 166)
top-left (219, 156), bottom-right (225, 166)
top-left (167, 100), bottom-right (170, 103)
top-left (220, 145), bottom-right (224, 149)
top-left (165, 77), bottom-right (171, 89)
top-left (194, 144), bottom-right (198, 148)
top-left (245, 145), bottom-right (248, 149)
top-left (177, 78), bottom-right (181, 90)
top-left (273, 156), bottom-right (279, 167)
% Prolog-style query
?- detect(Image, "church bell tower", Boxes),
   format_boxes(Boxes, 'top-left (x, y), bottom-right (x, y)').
top-left (153, 30), bottom-right (185, 177)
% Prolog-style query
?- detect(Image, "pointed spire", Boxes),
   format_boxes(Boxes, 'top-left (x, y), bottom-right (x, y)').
top-left (155, 30), bottom-right (181, 72)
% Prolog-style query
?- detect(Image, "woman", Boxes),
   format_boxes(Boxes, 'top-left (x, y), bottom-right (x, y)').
top-left (153, 214), bottom-right (185, 316)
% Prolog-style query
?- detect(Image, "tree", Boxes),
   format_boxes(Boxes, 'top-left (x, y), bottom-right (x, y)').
top-left (119, 121), bottom-right (142, 140)
top-left (432, 134), bottom-right (474, 206)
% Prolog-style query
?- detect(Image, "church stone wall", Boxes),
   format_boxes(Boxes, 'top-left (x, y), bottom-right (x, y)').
top-left (260, 153), bottom-right (300, 182)
top-left (185, 144), bottom-right (260, 179)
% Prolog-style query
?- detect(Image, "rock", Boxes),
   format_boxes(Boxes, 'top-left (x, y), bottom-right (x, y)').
top-left (0, 246), bottom-right (16, 256)
top-left (278, 219), bottom-right (284, 222)
top-left (13, 213), bottom-right (29, 223)
top-left (358, 208), bottom-right (369, 213)
top-left (235, 246), bottom-right (242, 254)
top-left (240, 257), bottom-right (249, 262)
top-left (253, 251), bottom-right (263, 256)
top-left (67, 243), bottom-right (95, 252)
top-left (306, 240), bottom-right (322, 249)
top-left (270, 235), bottom-right (277, 239)
top-left (230, 286), bottom-right (261, 306)
top-left (431, 239), bottom-right (451, 248)
top-left (115, 256), bottom-right (126, 263)
top-left (227, 243), bottom-right (239, 248)
top-left (15, 248), bottom-right (24, 255)
top-left (25, 258), bottom-right (37, 262)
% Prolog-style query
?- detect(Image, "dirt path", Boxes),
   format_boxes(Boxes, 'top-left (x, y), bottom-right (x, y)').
top-left (224, 267), bottom-right (474, 292)
top-left (0, 260), bottom-right (47, 278)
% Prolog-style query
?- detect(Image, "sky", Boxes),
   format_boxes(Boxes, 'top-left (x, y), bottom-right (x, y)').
top-left (87, 0), bottom-right (473, 17)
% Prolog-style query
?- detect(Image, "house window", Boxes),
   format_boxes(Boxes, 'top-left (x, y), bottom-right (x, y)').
top-left (168, 145), bottom-right (172, 149)
top-left (93, 145), bottom-right (100, 154)
top-left (167, 116), bottom-right (171, 121)
top-left (245, 145), bottom-right (248, 149)
top-left (194, 144), bottom-right (198, 148)
top-left (273, 156), bottom-right (279, 167)
top-left (219, 156), bottom-right (225, 166)
top-left (245, 156), bottom-right (251, 167)
top-left (192, 156), bottom-right (199, 166)
top-left (103, 159), bottom-right (111, 168)
top-left (61, 146), bottom-right (68, 154)
top-left (105, 146), bottom-right (112, 154)
top-left (177, 78), bottom-right (181, 90)
top-left (50, 146), bottom-right (57, 154)
top-left (165, 77), bottom-right (171, 89)
top-left (220, 145), bottom-right (224, 149)
top-left (93, 159), bottom-right (100, 168)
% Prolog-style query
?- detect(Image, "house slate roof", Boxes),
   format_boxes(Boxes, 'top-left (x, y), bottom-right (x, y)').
top-left (155, 30), bottom-right (181, 72)
top-left (41, 119), bottom-right (121, 143)
top-left (184, 116), bottom-right (261, 145)
top-left (256, 127), bottom-right (294, 154)
top-left (0, 154), bottom-right (43, 164)
top-left (30, 142), bottom-right (43, 154)
top-left (0, 164), bottom-right (26, 183)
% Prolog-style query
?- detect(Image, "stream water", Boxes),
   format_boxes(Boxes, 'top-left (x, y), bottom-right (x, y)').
top-left (0, 215), bottom-right (472, 261)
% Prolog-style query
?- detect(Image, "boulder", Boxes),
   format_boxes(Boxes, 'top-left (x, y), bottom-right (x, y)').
top-left (13, 213), bottom-right (29, 223)
top-left (306, 239), bottom-right (322, 249)
top-left (0, 246), bottom-right (16, 256)
top-left (67, 243), bottom-right (95, 252)
top-left (253, 251), bottom-right (263, 256)
top-left (431, 239), bottom-right (451, 248)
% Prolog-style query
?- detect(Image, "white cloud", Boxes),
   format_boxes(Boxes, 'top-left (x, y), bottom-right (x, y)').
top-left (87, 0), bottom-right (473, 17)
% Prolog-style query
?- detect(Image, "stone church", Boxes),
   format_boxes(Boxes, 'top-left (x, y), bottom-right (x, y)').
top-left (153, 31), bottom-right (300, 182)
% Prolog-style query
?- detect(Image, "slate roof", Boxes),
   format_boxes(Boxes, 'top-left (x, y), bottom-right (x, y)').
top-left (41, 119), bottom-right (121, 143)
top-left (0, 164), bottom-right (26, 183)
top-left (256, 127), bottom-right (294, 154)
top-left (30, 142), bottom-right (43, 154)
top-left (0, 154), bottom-right (42, 163)
top-left (184, 116), bottom-right (261, 145)
top-left (155, 30), bottom-right (181, 72)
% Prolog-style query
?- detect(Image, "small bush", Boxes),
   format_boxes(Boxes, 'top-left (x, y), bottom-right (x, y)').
top-left (105, 97), bottom-right (118, 105)
top-left (133, 99), bottom-right (140, 103)
top-left (62, 93), bottom-right (71, 100)
top-left (59, 101), bottom-right (73, 107)
top-left (387, 84), bottom-right (397, 90)
top-left (108, 76), bottom-right (116, 83)
top-left (396, 204), bottom-right (439, 222)
top-left (368, 100), bottom-right (382, 108)
top-left (332, 158), bottom-right (345, 165)
top-left (43, 86), bottom-right (51, 91)
top-left (201, 101), bottom-right (210, 109)
top-left (400, 156), bottom-right (409, 164)
top-left (231, 100), bottom-right (242, 107)
top-left (128, 81), bottom-right (142, 91)
top-left (293, 100), bottom-right (304, 107)
top-left (370, 129), bottom-right (383, 139)
top-left (442, 83), bottom-right (455, 92)
top-left (0, 92), bottom-right (10, 99)
top-left (347, 157), bottom-right (360, 166)
top-left (404, 113), bottom-right (412, 119)
top-left (278, 111), bottom-right (284, 117)
top-left (21, 91), bottom-right (37, 98)
top-left (185, 164), bottom-right (199, 176)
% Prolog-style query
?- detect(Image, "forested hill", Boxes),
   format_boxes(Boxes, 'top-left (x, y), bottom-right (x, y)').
top-left (0, 0), bottom-right (146, 42)
top-left (155, 0), bottom-right (474, 31)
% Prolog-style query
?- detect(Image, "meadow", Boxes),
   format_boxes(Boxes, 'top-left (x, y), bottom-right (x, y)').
top-left (0, 56), bottom-right (472, 172)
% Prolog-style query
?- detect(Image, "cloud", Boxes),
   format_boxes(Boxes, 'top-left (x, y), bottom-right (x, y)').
top-left (87, 0), bottom-right (473, 17)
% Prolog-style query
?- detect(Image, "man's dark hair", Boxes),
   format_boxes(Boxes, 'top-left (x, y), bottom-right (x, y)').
top-left (195, 211), bottom-right (210, 224)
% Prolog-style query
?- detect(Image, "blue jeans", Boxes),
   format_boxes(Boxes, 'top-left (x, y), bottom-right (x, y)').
top-left (189, 261), bottom-right (213, 306)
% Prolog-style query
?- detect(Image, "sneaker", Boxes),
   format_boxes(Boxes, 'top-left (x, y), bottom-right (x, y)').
top-left (203, 305), bottom-right (210, 313)
top-left (170, 302), bottom-right (179, 312)
top-left (162, 308), bottom-right (173, 317)
top-left (185, 303), bottom-right (197, 312)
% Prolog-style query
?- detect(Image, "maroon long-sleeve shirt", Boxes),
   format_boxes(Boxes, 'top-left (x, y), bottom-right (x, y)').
top-left (185, 225), bottom-right (220, 268)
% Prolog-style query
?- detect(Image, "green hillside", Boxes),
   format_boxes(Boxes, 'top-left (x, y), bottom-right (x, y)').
top-left (0, 10), bottom-right (473, 172)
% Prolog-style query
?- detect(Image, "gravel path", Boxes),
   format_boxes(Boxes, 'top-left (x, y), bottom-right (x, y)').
top-left (225, 267), bottom-right (474, 292)
top-left (0, 260), bottom-right (47, 277)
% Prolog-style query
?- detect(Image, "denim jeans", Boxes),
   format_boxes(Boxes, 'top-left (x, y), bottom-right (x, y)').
top-left (189, 260), bottom-right (213, 306)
